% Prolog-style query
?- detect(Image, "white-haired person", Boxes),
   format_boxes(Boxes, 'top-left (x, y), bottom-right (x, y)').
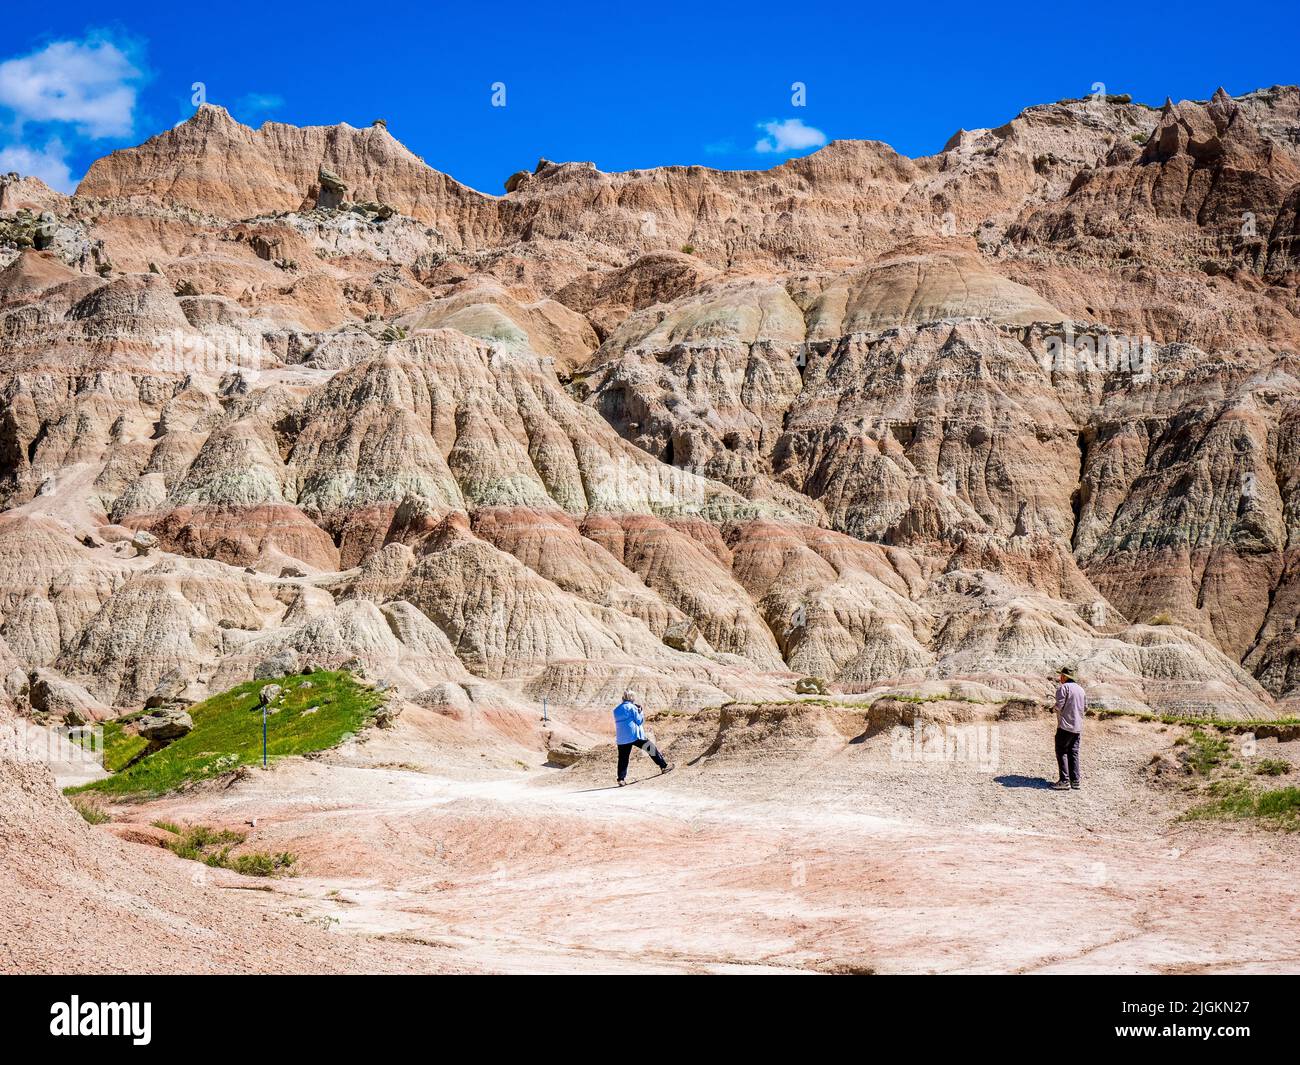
top-left (612, 689), bottom-right (673, 785)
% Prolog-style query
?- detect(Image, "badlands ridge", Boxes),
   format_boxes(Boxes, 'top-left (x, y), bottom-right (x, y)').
top-left (1, 85), bottom-right (1299, 736)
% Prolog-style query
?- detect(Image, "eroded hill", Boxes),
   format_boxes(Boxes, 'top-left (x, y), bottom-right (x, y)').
top-left (1, 85), bottom-right (1299, 731)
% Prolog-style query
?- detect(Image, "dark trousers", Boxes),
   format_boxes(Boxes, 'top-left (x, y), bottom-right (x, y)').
top-left (617, 738), bottom-right (667, 779)
top-left (1055, 727), bottom-right (1081, 784)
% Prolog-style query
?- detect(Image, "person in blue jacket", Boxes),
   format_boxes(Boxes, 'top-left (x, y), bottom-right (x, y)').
top-left (613, 689), bottom-right (673, 785)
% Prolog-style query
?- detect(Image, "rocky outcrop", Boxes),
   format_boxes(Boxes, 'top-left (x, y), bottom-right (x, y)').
top-left (136, 707), bottom-right (193, 740)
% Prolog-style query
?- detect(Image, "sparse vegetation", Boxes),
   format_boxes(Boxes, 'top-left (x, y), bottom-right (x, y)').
top-left (680, 244), bottom-right (695, 255)
top-left (1087, 705), bottom-right (1300, 732)
top-left (1184, 782), bottom-right (1300, 830)
top-left (228, 850), bottom-right (298, 877)
top-left (156, 822), bottom-right (297, 876)
top-left (1148, 611), bottom-right (1176, 625)
top-left (875, 691), bottom-right (994, 706)
top-left (164, 823), bottom-right (246, 863)
top-left (1255, 758), bottom-right (1292, 777)
top-left (1184, 729), bottom-right (1231, 775)
top-left (69, 797), bottom-right (112, 824)
top-left (70, 671), bottom-right (386, 798)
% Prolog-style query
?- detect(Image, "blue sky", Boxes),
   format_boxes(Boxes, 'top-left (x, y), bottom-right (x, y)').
top-left (1, 0), bottom-right (1296, 195)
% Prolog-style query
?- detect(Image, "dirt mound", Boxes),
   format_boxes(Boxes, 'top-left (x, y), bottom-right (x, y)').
top-left (0, 757), bottom-right (456, 973)
top-left (864, 695), bottom-right (1000, 736)
top-left (694, 700), bottom-right (870, 762)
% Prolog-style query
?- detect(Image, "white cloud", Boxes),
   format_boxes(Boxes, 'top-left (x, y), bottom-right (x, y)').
top-left (236, 92), bottom-right (285, 120)
top-left (0, 140), bottom-right (75, 193)
top-left (754, 118), bottom-right (827, 155)
top-left (0, 36), bottom-right (143, 139)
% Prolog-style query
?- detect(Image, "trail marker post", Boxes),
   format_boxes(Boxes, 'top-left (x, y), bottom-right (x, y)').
top-left (262, 705), bottom-right (268, 767)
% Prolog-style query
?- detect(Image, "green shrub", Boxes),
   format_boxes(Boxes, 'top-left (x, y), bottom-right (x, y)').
top-left (229, 851), bottom-right (297, 877)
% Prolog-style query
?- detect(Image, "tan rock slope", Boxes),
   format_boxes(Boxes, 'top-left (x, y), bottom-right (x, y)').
top-left (1, 85), bottom-right (1298, 732)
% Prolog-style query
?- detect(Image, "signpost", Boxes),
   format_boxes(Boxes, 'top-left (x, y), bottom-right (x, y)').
top-left (262, 705), bottom-right (268, 767)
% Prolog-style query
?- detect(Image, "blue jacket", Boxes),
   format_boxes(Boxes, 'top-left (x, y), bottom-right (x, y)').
top-left (613, 700), bottom-right (645, 744)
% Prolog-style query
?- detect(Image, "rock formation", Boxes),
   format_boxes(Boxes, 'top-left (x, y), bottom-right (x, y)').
top-left (2, 86), bottom-right (1298, 729)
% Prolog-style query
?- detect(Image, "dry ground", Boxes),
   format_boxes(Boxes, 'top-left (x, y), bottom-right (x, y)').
top-left (17, 704), bottom-right (1296, 975)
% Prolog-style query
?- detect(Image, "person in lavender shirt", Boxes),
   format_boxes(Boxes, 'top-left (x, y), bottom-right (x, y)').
top-left (1051, 667), bottom-right (1085, 791)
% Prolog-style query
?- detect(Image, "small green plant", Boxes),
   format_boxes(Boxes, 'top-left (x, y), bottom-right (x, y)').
top-left (1255, 758), bottom-right (1292, 777)
top-left (69, 797), bottom-right (112, 824)
top-left (229, 851), bottom-right (297, 877)
top-left (301, 914), bottom-right (339, 930)
top-left (151, 819), bottom-right (182, 834)
top-left (1185, 729), bottom-right (1231, 776)
top-left (680, 244), bottom-right (695, 255)
top-left (1148, 611), bottom-right (1176, 625)
top-left (165, 824), bottom-right (246, 864)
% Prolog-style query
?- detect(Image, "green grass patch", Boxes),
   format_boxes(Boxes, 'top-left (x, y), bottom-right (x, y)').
top-left (68, 796), bottom-right (112, 824)
top-left (228, 851), bottom-right (297, 877)
top-left (159, 823), bottom-right (297, 876)
top-left (166, 823), bottom-right (245, 863)
top-left (1184, 729), bottom-right (1231, 776)
top-left (99, 720), bottom-right (150, 772)
top-left (1255, 758), bottom-right (1292, 777)
top-left (1184, 782), bottom-right (1300, 830)
top-left (69, 671), bottom-right (384, 798)
top-left (874, 692), bottom-right (994, 706)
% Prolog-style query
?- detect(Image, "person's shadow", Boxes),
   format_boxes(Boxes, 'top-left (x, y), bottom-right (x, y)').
top-left (994, 774), bottom-right (1055, 790)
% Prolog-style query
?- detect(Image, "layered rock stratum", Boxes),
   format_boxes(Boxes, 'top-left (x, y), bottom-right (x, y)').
top-left (3, 86), bottom-right (1299, 730)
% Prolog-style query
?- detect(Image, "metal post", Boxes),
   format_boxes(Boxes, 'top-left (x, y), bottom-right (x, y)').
top-left (262, 705), bottom-right (268, 767)
top-left (542, 697), bottom-right (548, 723)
